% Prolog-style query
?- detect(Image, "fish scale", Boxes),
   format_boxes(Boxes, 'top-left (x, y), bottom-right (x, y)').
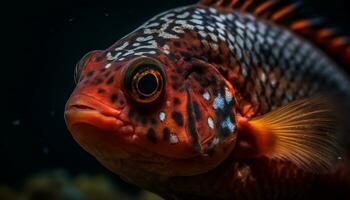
top-left (105, 6), bottom-right (349, 118)
top-left (65, 0), bottom-right (350, 199)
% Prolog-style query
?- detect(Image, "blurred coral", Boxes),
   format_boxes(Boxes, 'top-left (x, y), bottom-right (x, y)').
top-left (0, 169), bottom-right (162, 200)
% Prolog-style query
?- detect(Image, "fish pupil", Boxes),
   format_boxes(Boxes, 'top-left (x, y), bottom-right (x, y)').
top-left (138, 73), bottom-right (158, 96)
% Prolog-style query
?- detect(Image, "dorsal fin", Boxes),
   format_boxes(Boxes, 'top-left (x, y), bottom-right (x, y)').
top-left (198, 0), bottom-right (350, 72)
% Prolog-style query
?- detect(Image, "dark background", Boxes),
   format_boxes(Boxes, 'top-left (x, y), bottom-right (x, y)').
top-left (3, 0), bottom-right (350, 194)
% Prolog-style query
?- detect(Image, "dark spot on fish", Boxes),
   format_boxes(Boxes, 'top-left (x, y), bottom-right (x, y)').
top-left (96, 56), bottom-right (103, 62)
top-left (163, 128), bottom-right (170, 141)
top-left (180, 51), bottom-right (192, 61)
top-left (95, 77), bottom-right (104, 85)
top-left (173, 98), bottom-right (181, 106)
top-left (172, 84), bottom-right (179, 90)
top-left (147, 128), bottom-right (157, 143)
top-left (151, 118), bottom-right (157, 125)
top-left (111, 94), bottom-right (118, 103)
top-left (176, 67), bottom-right (184, 74)
top-left (128, 109), bottom-right (135, 118)
top-left (115, 66), bottom-right (122, 71)
top-left (170, 74), bottom-right (178, 81)
top-left (193, 74), bottom-right (209, 87)
top-left (185, 88), bottom-right (201, 152)
top-left (157, 38), bottom-right (166, 47)
top-left (87, 71), bottom-right (94, 77)
top-left (174, 41), bottom-right (181, 47)
top-left (100, 68), bottom-right (106, 73)
top-left (220, 127), bottom-right (231, 138)
top-left (141, 117), bottom-right (147, 125)
top-left (106, 76), bottom-right (114, 85)
top-left (205, 147), bottom-right (215, 157)
top-left (193, 101), bottom-right (201, 120)
top-left (119, 100), bottom-right (125, 106)
top-left (104, 71), bottom-right (111, 78)
top-left (172, 112), bottom-right (183, 127)
top-left (97, 88), bottom-right (105, 94)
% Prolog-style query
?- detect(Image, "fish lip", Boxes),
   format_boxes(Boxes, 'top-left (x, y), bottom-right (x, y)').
top-left (64, 94), bottom-right (133, 135)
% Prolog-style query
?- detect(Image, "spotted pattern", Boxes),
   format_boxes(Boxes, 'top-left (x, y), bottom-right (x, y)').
top-left (74, 2), bottom-right (350, 157)
top-left (101, 5), bottom-right (350, 119)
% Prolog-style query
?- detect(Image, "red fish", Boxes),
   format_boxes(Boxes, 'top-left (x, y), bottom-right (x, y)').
top-left (65, 0), bottom-right (350, 199)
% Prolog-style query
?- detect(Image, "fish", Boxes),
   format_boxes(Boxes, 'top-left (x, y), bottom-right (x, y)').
top-left (64, 0), bottom-right (350, 199)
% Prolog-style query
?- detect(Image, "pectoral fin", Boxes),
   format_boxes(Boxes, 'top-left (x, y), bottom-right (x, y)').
top-left (236, 97), bottom-right (343, 173)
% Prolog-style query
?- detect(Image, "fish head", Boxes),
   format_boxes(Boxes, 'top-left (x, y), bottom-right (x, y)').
top-left (64, 33), bottom-right (238, 180)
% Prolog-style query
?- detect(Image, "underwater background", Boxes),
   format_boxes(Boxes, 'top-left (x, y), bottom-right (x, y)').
top-left (3, 0), bottom-right (350, 199)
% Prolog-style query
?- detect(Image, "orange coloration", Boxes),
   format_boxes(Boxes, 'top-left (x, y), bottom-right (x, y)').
top-left (228, 0), bottom-right (239, 8)
top-left (317, 29), bottom-right (333, 38)
top-left (271, 4), bottom-right (297, 21)
top-left (331, 37), bottom-right (348, 49)
top-left (214, 0), bottom-right (224, 7)
top-left (235, 116), bottom-right (273, 158)
top-left (240, 0), bottom-right (253, 11)
top-left (65, 1), bottom-right (350, 198)
top-left (290, 20), bottom-right (312, 30)
top-left (253, 1), bottom-right (274, 16)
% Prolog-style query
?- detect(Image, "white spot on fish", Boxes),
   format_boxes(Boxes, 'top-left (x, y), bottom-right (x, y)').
top-left (136, 36), bottom-right (153, 42)
top-left (210, 43), bottom-right (219, 50)
top-left (208, 117), bottom-right (215, 129)
top-left (170, 134), bottom-right (179, 144)
top-left (218, 34), bottom-right (226, 42)
top-left (190, 19), bottom-right (203, 25)
top-left (208, 33), bottom-right (218, 42)
top-left (207, 26), bottom-right (215, 32)
top-left (195, 25), bottom-right (205, 31)
top-left (134, 51), bottom-right (157, 56)
top-left (145, 22), bottom-right (160, 28)
top-left (192, 14), bottom-right (203, 19)
top-left (227, 33), bottom-right (235, 43)
top-left (260, 72), bottom-right (267, 82)
top-left (196, 8), bottom-right (206, 14)
top-left (198, 30), bottom-right (208, 38)
top-left (107, 52), bottom-right (122, 61)
top-left (132, 43), bottom-right (141, 47)
top-left (221, 117), bottom-right (236, 132)
top-left (173, 26), bottom-right (185, 33)
top-left (159, 112), bottom-right (166, 122)
top-left (159, 31), bottom-right (179, 39)
top-left (215, 22), bottom-right (226, 30)
top-left (217, 28), bottom-right (225, 36)
top-left (203, 91), bottom-right (211, 101)
top-left (177, 12), bottom-right (190, 19)
top-left (122, 50), bottom-right (135, 57)
top-left (212, 137), bottom-right (219, 145)
top-left (224, 87), bottom-right (233, 103)
top-left (219, 14), bottom-right (226, 21)
top-left (213, 93), bottom-right (225, 110)
top-left (227, 14), bottom-right (234, 21)
top-left (114, 42), bottom-right (129, 51)
top-left (209, 7), bottom-right (217, 14)
top-left (162, 44), bottom-right (170, 55)
top-left (235, 20), bottom-right (245, 29)
top-left (104, 63), bottom-right (112, 69)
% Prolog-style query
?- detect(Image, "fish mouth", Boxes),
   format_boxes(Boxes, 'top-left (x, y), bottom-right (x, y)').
top-left (65, 94), bottom-right (135, 144)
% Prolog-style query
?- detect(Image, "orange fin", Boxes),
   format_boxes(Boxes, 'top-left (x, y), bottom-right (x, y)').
top-left (197, 0), bottom-right (350, 70)
top-left (236, 97), bottom-right (343, 173)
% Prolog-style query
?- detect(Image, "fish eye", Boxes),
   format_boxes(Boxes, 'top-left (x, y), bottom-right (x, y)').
top-left (122, 57), bottom-right (165, 103)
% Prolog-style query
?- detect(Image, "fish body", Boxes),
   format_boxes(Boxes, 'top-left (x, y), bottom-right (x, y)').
top-left (65, 0), bottom-right (350, 199)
